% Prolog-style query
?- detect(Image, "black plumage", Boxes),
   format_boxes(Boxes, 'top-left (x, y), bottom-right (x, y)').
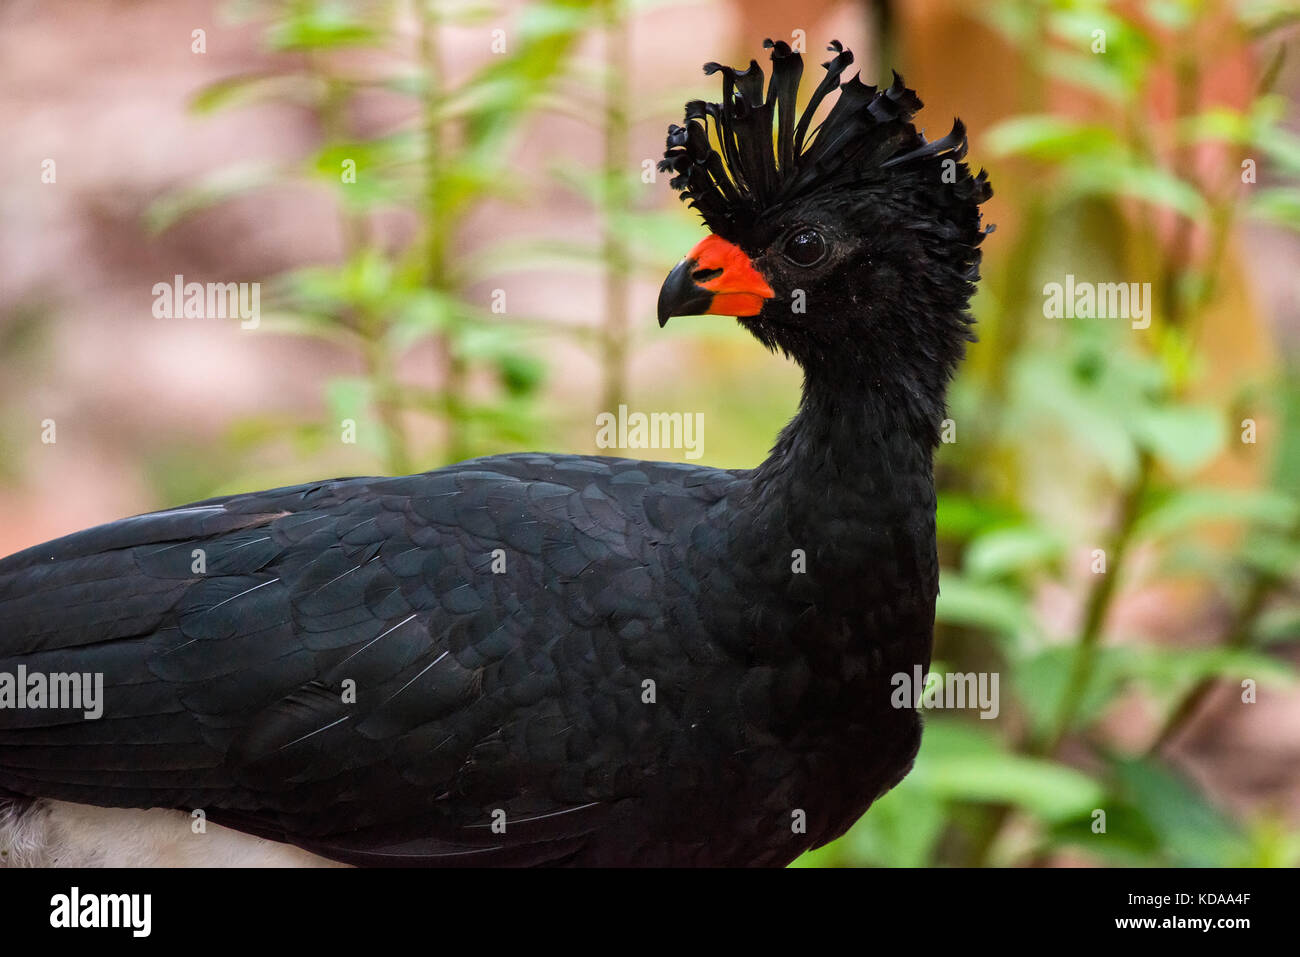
top-left (0, 40), bottom-right (991, 866)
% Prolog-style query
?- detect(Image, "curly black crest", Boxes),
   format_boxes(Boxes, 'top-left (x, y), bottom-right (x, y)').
top-left (659, 39), bottom-right (992, 246)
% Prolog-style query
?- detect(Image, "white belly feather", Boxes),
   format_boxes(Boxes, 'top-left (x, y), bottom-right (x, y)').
top-left (0, 800), bottom-right (343, 867)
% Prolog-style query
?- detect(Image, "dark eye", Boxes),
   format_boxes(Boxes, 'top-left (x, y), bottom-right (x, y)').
top-left (783, 228), bottom-right (826, 267)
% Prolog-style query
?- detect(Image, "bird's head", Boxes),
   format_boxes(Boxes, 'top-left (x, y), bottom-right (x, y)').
top-left (658, 40), bottom-right (992, 406)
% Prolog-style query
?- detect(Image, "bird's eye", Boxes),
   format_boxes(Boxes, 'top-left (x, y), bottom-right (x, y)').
top-left (783, 229), bottom-right (826, 267)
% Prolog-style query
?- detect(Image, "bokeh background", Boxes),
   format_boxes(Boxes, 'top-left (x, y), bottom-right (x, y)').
top-left (2, 0), bottom-right (1298, 866)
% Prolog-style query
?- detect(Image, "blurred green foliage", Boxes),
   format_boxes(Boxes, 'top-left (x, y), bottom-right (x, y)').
top-left (151, 0), bottom-right (708, 493)
top-left (153, 0), bottom-right (619, 478)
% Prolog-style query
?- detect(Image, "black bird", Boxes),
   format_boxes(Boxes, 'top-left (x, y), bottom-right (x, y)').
top-left (0, 40), bottom-right (990, 867)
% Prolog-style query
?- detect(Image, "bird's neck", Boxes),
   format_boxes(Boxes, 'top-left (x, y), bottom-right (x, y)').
top-left (725, 366), bottom-right (940, 666)
top-left (738, 367), bottom-right (941, 598)
top-left (752, 369), bottom-right (940, 512)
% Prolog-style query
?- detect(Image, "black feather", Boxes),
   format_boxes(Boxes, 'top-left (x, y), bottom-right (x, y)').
top-left (659, 38), bottom-right (991, 251)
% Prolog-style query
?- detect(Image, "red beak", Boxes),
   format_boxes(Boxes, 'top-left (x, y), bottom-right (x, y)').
top-left (657, 235), bottom-right (775, 327)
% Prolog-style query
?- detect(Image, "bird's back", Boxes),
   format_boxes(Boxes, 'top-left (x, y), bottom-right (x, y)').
top-left (0, 448), bottom-right (928, 865)
top-left (4, 452), bottom-right (882, 865)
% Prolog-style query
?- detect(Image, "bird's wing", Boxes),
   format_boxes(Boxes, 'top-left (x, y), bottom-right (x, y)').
top-left (0, 453), bottom-right (732, 865)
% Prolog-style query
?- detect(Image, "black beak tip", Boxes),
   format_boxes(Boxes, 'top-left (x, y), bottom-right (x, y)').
top-left (657, 257), bottom-right (710, 329)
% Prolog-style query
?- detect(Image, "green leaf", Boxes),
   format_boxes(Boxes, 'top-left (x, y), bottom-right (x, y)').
top-left (1134, 486), bottom-right (1300, 540)
top-left (190, 72), bottom-right (326, 114)
top-left (915, 716), bottom-right (1004, 758)
top-left (324, 375), bottom-right (372, 419)
top-left (936, 494), bottom-right (1023, 542)
top-left (1112, 757), bottom-right (1247, 866)
top-left (797, 778), bottom-right (946, 867)
top-left (1128, 403), bottom-right (1224, 473)
top-left (238, 309), bottom-right (361, 347)
top-left (1045, 799), bottom-right (1162, 865)
top-left (265, 4), bottom-right (382, 52)
top-left (1248, 187), bottom-right (1300, 232)
top-left (1062, 158), bottom-right (1208, 219)
top-left (308, 134), bottom-right (423, 210)
top-left (1121, 645), bottom-right (1298, 691)
top-left (455, 323), bottom-right (530, 362)
top-left (1257, 128), bottom-right (1300, 178)
top-left (913, 751), bottom-right (1104, 823)
top-left (1042, 51), bottom-right (1132, 102)
top-left (935, 573), bottom-right (1035, 645)
top-left (386, 289), bottom-right (458, 350)
top-left (1046, 10), bottom-right (1153, 101)
top-left (325, 376), bottom-right (384, 458)
top-left (1010, 351), bottom-right (1140, 484)
top-left (1241, 816), bottom-right (1300, 868)
top-left (965, 525), bottom-right (1065, 580)
top-left (144, 163), bottom-right (281, 233)
top-left (1145, 0), bottom-right (1196, 29)
top-left (1177, 105), bottom-right (1256, 147)
top-left (984, 116), bottom-right (1121, 162)
top-left (496, 352), bottom-right (547, 397)
top-left (1016, 645), bottom-right (1128, 739)
top-left (1238, 529), bottom-right (1300, 579)
top-left (1254, 607), bottom-right (1300, 646)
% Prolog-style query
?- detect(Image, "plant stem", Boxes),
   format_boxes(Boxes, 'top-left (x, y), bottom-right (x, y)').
top-left (1148, 516), bottom-right (1297, 753)
top-left (313, 42), bottom-right (408, 474)
top-left (598, 0), bottom-right (630, 418)
top-left (418, 0), bottom-right (465, 463)
top-left (966, 450), bottom-right (1154, 867)
top-left (1042, 450), bottom-right (1153, 755)
top-left (364, 314), bottom-right (412, 475)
